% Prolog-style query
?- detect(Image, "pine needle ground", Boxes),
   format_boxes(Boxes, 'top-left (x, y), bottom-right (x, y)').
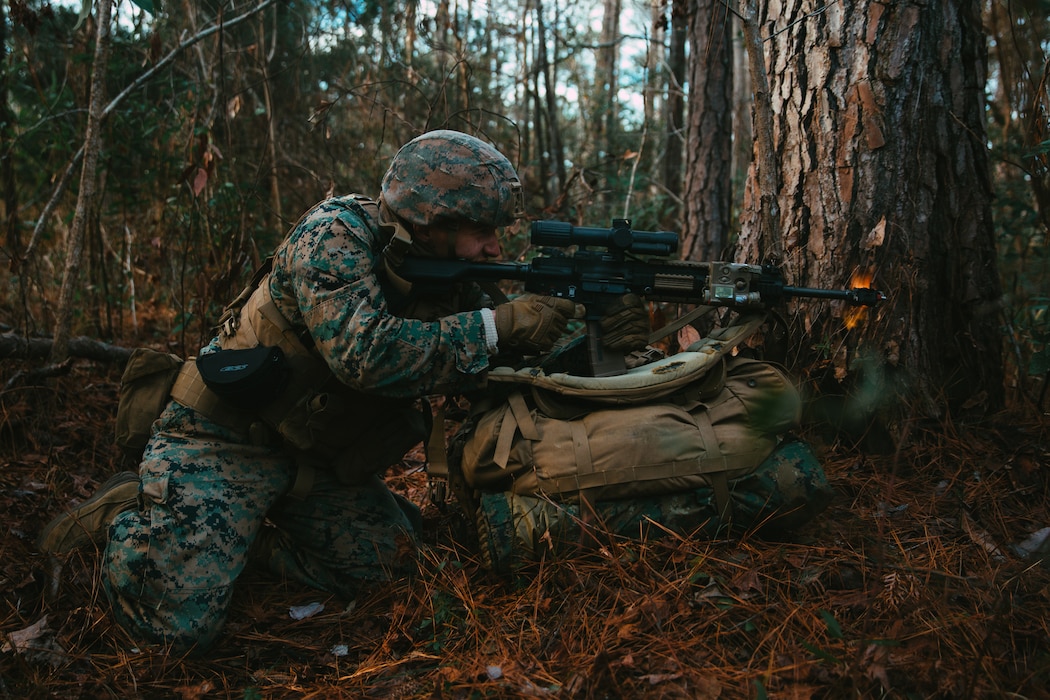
top-left (2, 361), bottom-right (1049, 699)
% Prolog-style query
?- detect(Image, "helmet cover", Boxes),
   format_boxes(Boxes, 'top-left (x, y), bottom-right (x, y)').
top-left (381, 130), bottom-right (524, 228)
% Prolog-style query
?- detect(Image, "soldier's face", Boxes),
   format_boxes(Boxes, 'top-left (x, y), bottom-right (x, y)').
top-left (418, 223), bottom-right (501, 261)
top-left (453, 224), bottom-right (501, 261)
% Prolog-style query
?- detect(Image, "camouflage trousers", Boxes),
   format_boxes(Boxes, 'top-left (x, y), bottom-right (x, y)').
top-left (103, 401), bottom-right (419, 652)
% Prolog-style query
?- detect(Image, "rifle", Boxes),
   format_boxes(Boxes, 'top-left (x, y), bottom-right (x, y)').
top-left (396, 219), bottom-right (887, 376)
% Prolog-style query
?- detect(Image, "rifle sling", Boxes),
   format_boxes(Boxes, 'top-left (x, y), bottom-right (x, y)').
top-left (647, 304), bottom-right (719, 346)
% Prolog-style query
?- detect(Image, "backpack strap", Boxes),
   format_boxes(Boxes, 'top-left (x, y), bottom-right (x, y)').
top-left (493, 392), bottom-right (540, 470)
top-left (426, 399), bottom-right (450, 504)
top-left (218, 257), bottom-right (273, 339)
top-left (426, 397), bottom-right (485, 518)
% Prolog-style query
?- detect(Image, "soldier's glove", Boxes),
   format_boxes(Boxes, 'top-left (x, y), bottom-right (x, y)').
top-left (599, 293), bottom-right (650, 352)
top-left (494, 295), bottom-right (579, 354)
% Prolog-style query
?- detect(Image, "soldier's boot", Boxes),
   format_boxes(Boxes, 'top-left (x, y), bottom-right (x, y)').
top-left (37, 471), bottom-right (140, 554)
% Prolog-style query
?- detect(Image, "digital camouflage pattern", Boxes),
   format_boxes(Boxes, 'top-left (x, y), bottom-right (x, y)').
top-left (474, 440), bottom-right (832, 574)
top-left (103, 190), bottom-right (501, 651)
top-left (104, 401), bottom-right (419, 650)
top-left (380, 130), bottom-right (525, 228)
top-left (266, 194), bottom-right (494, 397)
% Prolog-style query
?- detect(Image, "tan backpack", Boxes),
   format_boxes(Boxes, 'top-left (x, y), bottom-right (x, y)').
top-left (459, 356), bottom-right (802, 520)
top-left (444, 313), bottom-right (831, 573)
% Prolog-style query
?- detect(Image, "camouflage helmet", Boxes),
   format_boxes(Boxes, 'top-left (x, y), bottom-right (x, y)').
top-left (380, 130), bottom-right (525, 228)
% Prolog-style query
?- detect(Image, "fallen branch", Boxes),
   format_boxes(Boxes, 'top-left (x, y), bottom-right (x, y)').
top-left (3, 357), bottom-right (75, 391)
top-left (0, 333), bottom-right (134, 365)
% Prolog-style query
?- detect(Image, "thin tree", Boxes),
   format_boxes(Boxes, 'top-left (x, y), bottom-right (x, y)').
top-left (662, 0), bottom-right (687, 205)
top-left (256, 6), bottom-right (282, 230)
top-left (534, 0), bottom-right (565, 205)
top-left (596, 0), bottom-right (622, 165)
top-left (50, 0), bottom-right (114, 363)
top-left (541, 3), bottom-right (566, 203)
top-left (730, 12), bottom-right (751, 209)
top-left (0, 0), bottom-right (16, 258)
top-left (738, 0), bottom-right (780, 262)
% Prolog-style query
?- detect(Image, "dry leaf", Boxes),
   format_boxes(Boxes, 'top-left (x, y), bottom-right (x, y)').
top-left (961, 511), bottom-right (1006, 561)
top-left (174, 680), bottom-right (214, 700)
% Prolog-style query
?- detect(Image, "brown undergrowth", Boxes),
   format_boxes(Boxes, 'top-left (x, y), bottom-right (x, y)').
top-left (2, 358), bottom-right (1049, 699)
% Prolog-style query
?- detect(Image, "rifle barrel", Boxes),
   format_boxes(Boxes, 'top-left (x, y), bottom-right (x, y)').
top-left (783, 285), bottom-right (886, 306)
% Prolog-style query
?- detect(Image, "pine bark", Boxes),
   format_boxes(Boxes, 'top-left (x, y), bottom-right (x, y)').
top-left (739, 0), bottom-right (1004, 421)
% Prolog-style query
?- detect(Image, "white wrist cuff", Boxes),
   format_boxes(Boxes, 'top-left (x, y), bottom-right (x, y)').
top-left (480, 308), bottom-right (500, 353)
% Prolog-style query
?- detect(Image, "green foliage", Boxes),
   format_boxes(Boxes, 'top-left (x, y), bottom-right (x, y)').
top-left (416, 588), bottom-right (466, 654)
top-left (990, 134), bottom-right (1050, 394)
top-left (129, 0), bottom-right (157, 14)
top-left (6, 5), bottom-right (84, 208)
top-left (1024, 139), bottom-right (1050, 160)
top-left (819, 608), bottom-right (844, 639)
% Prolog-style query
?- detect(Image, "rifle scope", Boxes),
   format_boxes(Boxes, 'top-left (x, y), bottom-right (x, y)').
top-left (530, 219), bottom-right (679, 256)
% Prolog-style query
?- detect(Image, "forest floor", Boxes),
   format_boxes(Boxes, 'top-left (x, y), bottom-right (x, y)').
top-left (2, 354), bottom-right (1050, 699)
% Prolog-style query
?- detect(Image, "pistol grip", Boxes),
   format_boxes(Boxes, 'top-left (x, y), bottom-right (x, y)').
top-left (585, 319), bottom-right (627, 377)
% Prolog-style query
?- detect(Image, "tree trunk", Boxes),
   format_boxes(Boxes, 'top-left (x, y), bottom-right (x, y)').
top-left (731, 13), bottom-right (752, 218)
top-left (680, 0), bottom-right (733, 261)
top-left (534, 0), bottom-right (565, 204)
top-left (662, 0), bottom-right (687, 203)
top-left (741, 0), bottom-right (1004, 427)
top-left (258, 8), bottom-right (282, 231)
top-left (51, 0), bottom-right (114, 363)
top-left (738, 0), bottom-right (781, 262)
top-left (457, 0), bottom-right (472, 115)
top-left (517, 1), bottom-right (532, 201)
top-left (643, 1), bottom-right (664, 136)
top-left (404, 1), bottom-right (419, 127)
top-left (0, 0), bottom-right (18, 260)
top-left (434, 0), bottom-right (459, 118)
top-left (596, 0), bottom-right (622, 164)
top-left (1, 332), bottom-right (133, 365)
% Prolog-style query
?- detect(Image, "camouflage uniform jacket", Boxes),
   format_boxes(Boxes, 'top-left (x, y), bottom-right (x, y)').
top-left (196, 194), bottom-right (497, 482)
top-left (259, 193), bottom-right (495, 397)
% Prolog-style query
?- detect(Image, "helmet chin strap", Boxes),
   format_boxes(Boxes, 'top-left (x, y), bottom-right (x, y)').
top-left (378, 219), bottom-right (415, 297)
top-left (378, 211), bottom-right (463, 297)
